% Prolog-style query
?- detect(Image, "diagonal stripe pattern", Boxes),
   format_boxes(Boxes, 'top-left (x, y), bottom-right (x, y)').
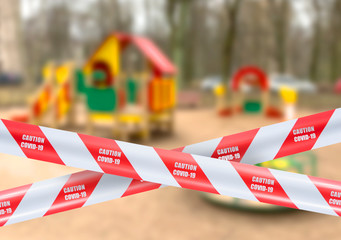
top-left (0, 108), bottom-right (341, 225)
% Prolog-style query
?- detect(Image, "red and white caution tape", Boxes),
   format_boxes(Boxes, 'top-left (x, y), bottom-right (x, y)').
top-left (0, 171), bottom-right (161, 226)
top-left (0, 108), bottom-right (341, 225)
top-left (181, 108), bottom-right (341, 164)
top-left (3, 156), bottom-right (341, 226)
top-left (1, 109), bottom-right (339, 171)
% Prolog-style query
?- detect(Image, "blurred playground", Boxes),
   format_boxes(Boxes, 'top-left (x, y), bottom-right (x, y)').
top-left (2, 0), bottom-right (341, 239)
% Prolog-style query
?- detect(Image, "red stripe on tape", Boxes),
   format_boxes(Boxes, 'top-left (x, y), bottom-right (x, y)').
top-left (309, 176), bottom-right (341, 216)
top-left (2, 120), bottom-right (64, 165)
top-left (155, 148), bottom-right (219, 194)
top-left (121, 179), bottom-right (161, 198)
top-left (44, 171), bottom-right (103, 216)
top-left (211, 129), bottom-right (259, 162)
top-left (172, 147), bottom-right (185, 152)
top-left (275, 110), bottom-right (335, 159)
top-left (0, 184), bottom-right (32, 226)
top-left (78, 134), bottom-right (142, 180)
top-left (231, 162), bottom-right (298, 209)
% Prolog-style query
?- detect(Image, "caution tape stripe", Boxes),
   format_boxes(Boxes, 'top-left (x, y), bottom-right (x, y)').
top-left (0, 109), bottom-right (341, 225)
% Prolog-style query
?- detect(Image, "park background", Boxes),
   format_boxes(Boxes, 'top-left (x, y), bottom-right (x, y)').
top-left (1, 0), bottom-right (341, 239)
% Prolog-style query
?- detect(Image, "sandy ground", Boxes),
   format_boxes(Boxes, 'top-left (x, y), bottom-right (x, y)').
top-left (1, 107), bottom-right (341, 239)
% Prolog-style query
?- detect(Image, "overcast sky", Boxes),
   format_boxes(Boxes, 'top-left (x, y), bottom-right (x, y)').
top-left (20, 0), bottom-right (313, 31)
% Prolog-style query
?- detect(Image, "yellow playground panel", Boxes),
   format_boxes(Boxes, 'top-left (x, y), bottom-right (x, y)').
top-left (25, 62), bottom-right (75, 127)
top-left (279, 86), bottom-right (298, 121)
top-left (84, 35), bottom-right (120, 83)
top-left (55, 63), bottom-right (74, 121)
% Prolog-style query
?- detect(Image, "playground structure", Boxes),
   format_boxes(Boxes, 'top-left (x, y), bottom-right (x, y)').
top-left (279, 86), bottom-right (298, 121)
top-left (13, 33), bottom-right (176, 141)
top-left (11, 62), bottom-right (76, 128)
top-left (231, 66), bottom-right (270, 114)
top-left (80, 33), bottom-right (176, 140)
top-left (214, 66), bottom-right (283, 118)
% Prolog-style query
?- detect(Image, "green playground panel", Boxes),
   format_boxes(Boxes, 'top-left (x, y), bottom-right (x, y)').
top-left (75, 70), bottom-right (86, 94)
top-left (75, 69), bottom-right (117, 112)
top-left (126, 78), bottom-right (138, 104)
top-left (92, 70), bottom-right (106, 82)
top-left (75, 70), bottom-right (141, 112)
top-left (86, 87), bottom-right (117, 112)
top-left (244, 100), bottom-right (262, 113)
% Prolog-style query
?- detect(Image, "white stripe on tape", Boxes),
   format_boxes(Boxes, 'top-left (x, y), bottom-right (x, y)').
top-left (241, 119), bottom-right (297, 165)
top-left (0, 120), bottom-right (25, 157)
top-left (194, 155), bottom-right (258, 202)
top-left (5, 174), bottom-right (70, 225)
top-left (40, 127), bottom-right (103, 173)
top-left (83, 174), bottom-right (133, 207)
top-left (313, 108), bottom-right (341, 149)
top-left (270, 169), bottom-right (337, 216)
top-left (116, 141), bottom-right (181, 187)
top-left (182, 137), bottom-right (223, 157)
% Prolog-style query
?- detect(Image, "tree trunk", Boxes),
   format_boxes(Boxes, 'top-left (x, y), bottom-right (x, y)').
top-left (269, 0), bottom-right (290, 73)
top-left (167, 0), bottom-right (191, 90)
top-left (309, 0), bottom-right (322, 82)
top-left (221, 0), bottom-right (242, 84)
top-left (328, 0), bottom-right (341, 83)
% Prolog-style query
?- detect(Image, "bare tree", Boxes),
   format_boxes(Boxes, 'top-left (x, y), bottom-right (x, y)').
top-left (166, 0), bottom-right (192, 89)
top-left (328, 0), bottom-right (341, 82)
top-left (233, 0), bottom-right (272, 72)
top-left (221, 0), bottom-right (243, 84)
top-left (309, 0), bottom-right (323, 82)
top-left (268, 0), bottom-right (291, 73)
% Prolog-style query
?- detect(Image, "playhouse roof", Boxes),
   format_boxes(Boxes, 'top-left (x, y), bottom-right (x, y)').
top-left (116, 33), bottom-right (176, 75)
top-left (87, 33), bottom-right (176, 75)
